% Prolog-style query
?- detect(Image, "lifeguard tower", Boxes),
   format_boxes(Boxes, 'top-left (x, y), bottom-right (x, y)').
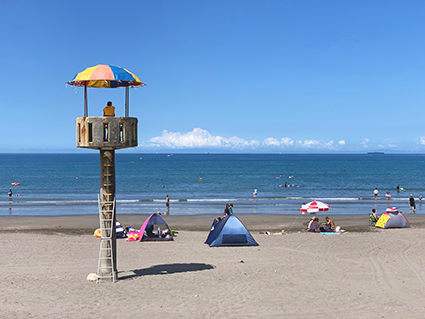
top-left (68, 65), bottom-right (145, 282)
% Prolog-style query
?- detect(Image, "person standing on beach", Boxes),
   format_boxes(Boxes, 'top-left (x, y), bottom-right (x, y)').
top-left (229, 204), bottom-right (234, 215)
top-left (409, 195), bottom-right (416, 214)
top-left (166, 195), bottom-right (170, 214)
top-left (253, 188), bottom-right (258, 197)
top-left (373, 188), bottom-right (379, 197)
top-left (8, 188), bottom-right (12, 198)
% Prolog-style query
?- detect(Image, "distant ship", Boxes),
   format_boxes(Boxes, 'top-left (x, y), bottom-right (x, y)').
top-left (367, 151), bottom-right (385, 154)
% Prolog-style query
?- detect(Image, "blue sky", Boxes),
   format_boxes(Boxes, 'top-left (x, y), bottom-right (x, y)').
top-left (1, 0), bottom-right (424, 153)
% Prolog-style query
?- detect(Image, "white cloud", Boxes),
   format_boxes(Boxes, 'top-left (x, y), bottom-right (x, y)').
top-left (262, 137), bottom-right (280, 146)
top-left (361, 138), bottom-right (369, 148)
top-left (146, 128), bottom-right (345, 151)
top-left (262, 137), bottom-right (294, 147)
top-left (296, 139), bottom-right (321, 148)
top-left (281, 137), bottom-right (294, 146)
top-left (420, 137), bottom-right (425, 145)
top-left (149, 128), bottom-right (258, 149)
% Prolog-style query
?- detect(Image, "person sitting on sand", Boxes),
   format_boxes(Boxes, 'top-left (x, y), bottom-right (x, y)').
top-left (224, 204), bottom-right (230, 216)
top-left (229, 204), bottom-right (234, 215)
top-left (211, 217), bottom-right (221, 231)
top-left (320, 217), bottom-right (335, 232)
top-left (307, 216), bottom-right (318, 232)
top-left (371, 208), bottom-right (379, 222)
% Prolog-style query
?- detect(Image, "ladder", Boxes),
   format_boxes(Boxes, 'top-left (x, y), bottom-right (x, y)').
top-left (96, 194), bottom-right (116, 283)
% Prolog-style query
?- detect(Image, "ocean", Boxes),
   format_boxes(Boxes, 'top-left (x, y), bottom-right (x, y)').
top-left (1, 153), bottom-right (425, 216)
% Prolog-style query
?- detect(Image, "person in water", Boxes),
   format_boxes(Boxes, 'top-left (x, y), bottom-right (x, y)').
top-left (373, 188), bottom-right (379, 197)
top-left (409, 195), bottom-right (416, 214)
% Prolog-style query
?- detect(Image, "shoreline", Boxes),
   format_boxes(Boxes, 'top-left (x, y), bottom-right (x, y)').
top-left (1, 213), bottom-right (425, 234)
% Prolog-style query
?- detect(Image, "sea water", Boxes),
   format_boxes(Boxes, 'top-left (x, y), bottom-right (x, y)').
top-left (1, 153), bottom-right (425, 216)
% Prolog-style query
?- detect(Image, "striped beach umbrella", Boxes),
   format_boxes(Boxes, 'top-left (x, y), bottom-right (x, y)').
top-left (67, 64), bottom-right (145, 88)
top-left (67, 64), bottom-right (145, 116)
top-left (300, 200), bottom-right (331, 214)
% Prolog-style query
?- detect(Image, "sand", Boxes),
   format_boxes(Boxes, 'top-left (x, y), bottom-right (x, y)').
top-left (1, 214), bottom-right (425, 318)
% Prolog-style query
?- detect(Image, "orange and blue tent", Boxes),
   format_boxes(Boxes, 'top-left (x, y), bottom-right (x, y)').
top-left (375, 207), bottom-right (410, 229)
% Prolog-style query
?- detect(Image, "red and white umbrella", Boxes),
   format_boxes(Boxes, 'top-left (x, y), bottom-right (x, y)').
top-left (300, 200), bottom-right (331, 214)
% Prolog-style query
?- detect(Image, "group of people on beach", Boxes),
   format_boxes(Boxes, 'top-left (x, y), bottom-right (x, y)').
top-left (370, 193), bottom-right (418, 223)
top-left (371, 189), bottom-right (419, 218)
top-left (307, 216), bottom-right (335, 232)
top-left (223, 203), bottom-right (234, 216)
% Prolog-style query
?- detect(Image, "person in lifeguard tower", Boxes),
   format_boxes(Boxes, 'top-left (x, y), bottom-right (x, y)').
top-left (103, 101), bottom-right (115, 116)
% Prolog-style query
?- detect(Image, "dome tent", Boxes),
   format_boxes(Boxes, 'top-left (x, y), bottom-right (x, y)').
top-left (375, 207), bottom-right (410, 229)
top-left (139, 213), bottom-right (173, 241)
top-left (205, 215), bottom-right (258, 247)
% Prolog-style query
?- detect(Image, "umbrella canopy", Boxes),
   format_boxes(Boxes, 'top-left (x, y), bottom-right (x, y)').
top-left (67, 64), bottom-right (145, 117)
top-left (67, 64), bottom-right (145, 88)
top-left (300, 200), bottom-right (331, 214)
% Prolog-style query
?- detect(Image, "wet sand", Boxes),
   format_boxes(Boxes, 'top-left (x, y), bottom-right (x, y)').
top-left (2, 213), bottom-right (425, 235)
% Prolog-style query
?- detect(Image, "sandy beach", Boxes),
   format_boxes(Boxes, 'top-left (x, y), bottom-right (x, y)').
top-left (1, 214), bottom-right (425, 318)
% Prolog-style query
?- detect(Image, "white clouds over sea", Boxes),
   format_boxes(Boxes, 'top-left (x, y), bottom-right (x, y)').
top-left (145, 128), bottom-right (347, 151)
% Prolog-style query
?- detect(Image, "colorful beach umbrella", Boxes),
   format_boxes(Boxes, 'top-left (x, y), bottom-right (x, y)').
top-left (300, 200), bottom-right (331, 214)
top-left (67, 64), bottom-right (146, 88)
top-left (67, 65), bottom-right (145, 117)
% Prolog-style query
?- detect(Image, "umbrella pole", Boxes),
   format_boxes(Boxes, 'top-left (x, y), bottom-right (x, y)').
top-left (84, 82), bottom-right (88, 117)
top-left (125, 86), bottom-right (129, 117)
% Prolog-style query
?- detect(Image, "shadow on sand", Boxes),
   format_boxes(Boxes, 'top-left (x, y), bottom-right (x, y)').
top-left (119, 263), bottom-right (215, 280)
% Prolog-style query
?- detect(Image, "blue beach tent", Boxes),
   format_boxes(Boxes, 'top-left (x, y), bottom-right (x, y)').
top-left (205, 215), bottom-right (259, 247)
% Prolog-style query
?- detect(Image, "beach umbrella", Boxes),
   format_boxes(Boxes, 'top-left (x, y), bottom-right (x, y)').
top-left (67, 64), bottom-right (146, 117)
top-left (300, 200), bottom-right (331, 214)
